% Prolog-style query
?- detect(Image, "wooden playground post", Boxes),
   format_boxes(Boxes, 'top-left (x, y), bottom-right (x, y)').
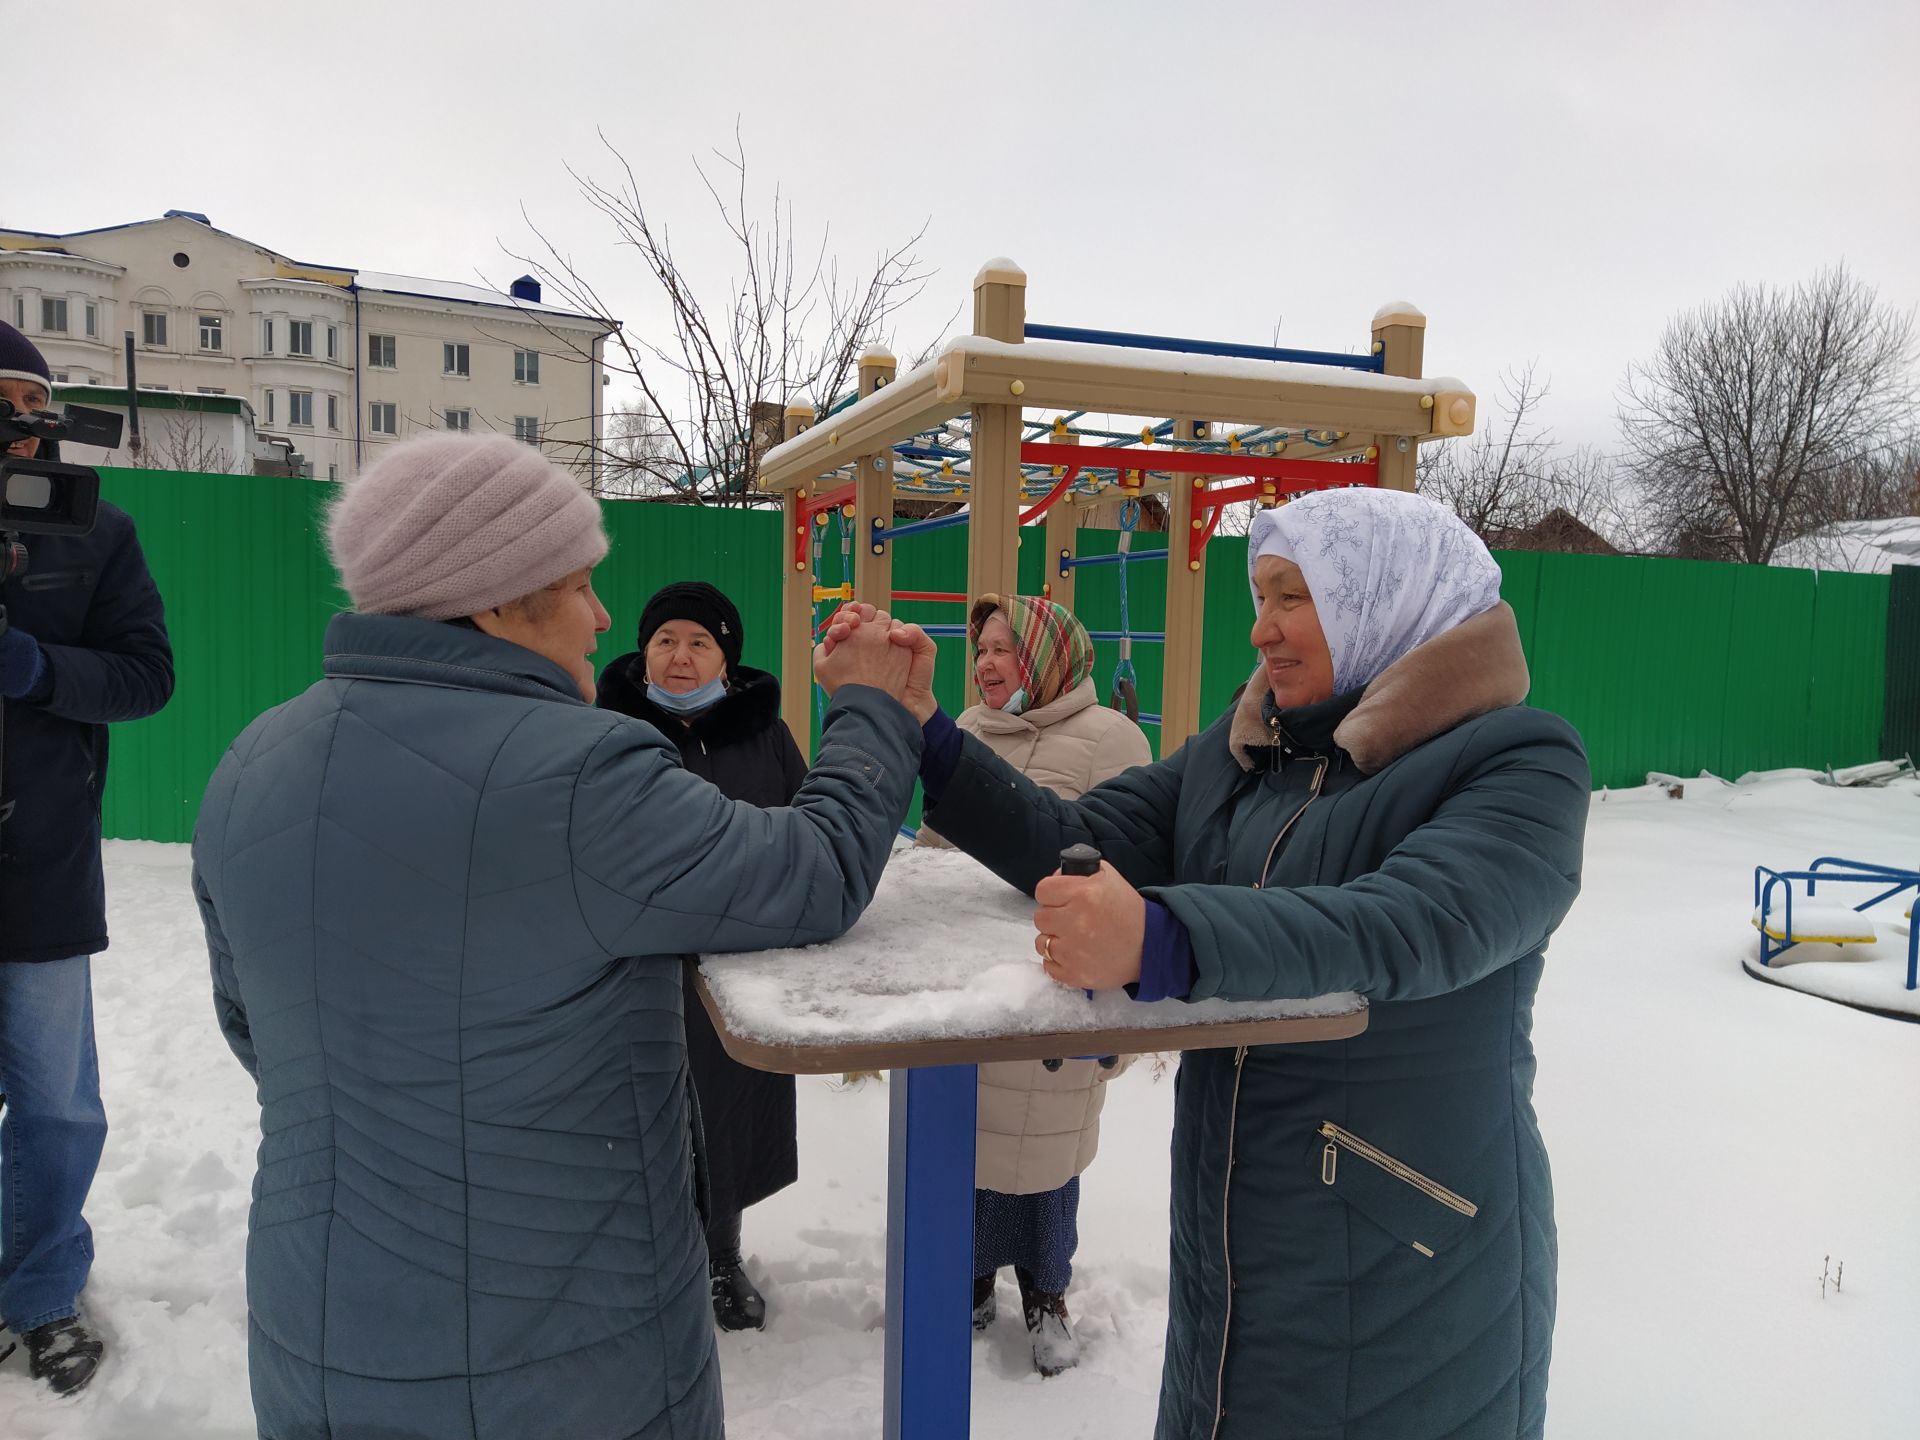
top-left (1161, 418), bottom-right (1211, 755)
top-left (854, 351), bottom-right (898, 610)
top-left (1371, 304), bottom-right (1426, 493)
top-left (780, 403), bottom-right (818, 745)
top-left (1043, 428), bottom-right (1079, 611)
top-left (965, 259), bottom-right (1027, 707)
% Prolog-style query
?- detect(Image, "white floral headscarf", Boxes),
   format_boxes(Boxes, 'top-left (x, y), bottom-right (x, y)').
top-left (1246, 489), bottom-right (1504, 695)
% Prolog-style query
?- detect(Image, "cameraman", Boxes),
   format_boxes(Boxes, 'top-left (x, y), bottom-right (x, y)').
top-left (0, 320), bottom-right (172, 1395)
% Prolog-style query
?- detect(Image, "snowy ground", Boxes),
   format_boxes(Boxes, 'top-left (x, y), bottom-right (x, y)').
top-left (2, 772), bottom-right (1916, 1437)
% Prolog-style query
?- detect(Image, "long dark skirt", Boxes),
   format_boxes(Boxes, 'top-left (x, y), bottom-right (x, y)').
top-left (974, 1178), bottom-right (1081, 1293)
top-left (683, 962), bottom-right (797, 1225)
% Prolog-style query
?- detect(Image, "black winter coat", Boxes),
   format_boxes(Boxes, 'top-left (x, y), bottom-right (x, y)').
top-left (1, 500), bottom-right (173, 963)
top-left (597, 654), bottom-right (806, 1221)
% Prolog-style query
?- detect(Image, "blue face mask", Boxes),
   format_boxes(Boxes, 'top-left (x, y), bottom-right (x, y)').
top-left (648, 675), bottom-right (728, 715)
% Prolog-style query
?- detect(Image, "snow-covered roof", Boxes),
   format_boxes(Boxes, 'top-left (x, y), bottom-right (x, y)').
top-left (1771, 516), bottom-right (1920, 574)
top-left (354, 270), bottom-right (608, 325)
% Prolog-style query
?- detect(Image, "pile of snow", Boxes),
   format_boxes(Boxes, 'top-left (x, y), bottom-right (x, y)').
top-left (701, 847), bottom-right (1361, 1049)
top-left (2, 771), bottom-right (1917, 1437)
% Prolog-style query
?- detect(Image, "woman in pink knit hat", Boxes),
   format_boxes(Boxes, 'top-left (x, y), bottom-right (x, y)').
top-left (191, 434), bottom-right (934, 1440)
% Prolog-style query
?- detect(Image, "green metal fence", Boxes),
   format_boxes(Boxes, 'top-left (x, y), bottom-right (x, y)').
top-left (1884, 565), bottom-right (1920, 763)
top-left (88, 468), bottom-right (1895, 843)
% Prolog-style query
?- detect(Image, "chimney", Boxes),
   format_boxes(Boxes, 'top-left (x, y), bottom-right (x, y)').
top-left (510, 275), bottom-right (542, 304)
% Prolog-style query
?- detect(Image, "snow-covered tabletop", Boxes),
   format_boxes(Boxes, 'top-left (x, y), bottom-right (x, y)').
top-left (698, 848), bottom-right (1366, 1073)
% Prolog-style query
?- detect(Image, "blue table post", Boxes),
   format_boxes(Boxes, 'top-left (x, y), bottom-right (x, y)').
top-left (883, 1063), bottom-right (977, 1440)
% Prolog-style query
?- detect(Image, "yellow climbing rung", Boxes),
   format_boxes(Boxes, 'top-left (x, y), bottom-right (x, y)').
top-left (1750, 906), bottom-right (1878, 945)
top-left (812, 584), bottom-right (854, 603)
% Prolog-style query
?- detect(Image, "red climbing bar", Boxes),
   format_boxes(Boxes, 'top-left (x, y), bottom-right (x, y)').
top-left (1190, 501), bottom-right (1226, 566)
top-left (792, 482), bottom-right (857, 569)
top-left (891, 591), bottom-right (969, 604)
top-left (1018, 464), bottom-right (1081, 525)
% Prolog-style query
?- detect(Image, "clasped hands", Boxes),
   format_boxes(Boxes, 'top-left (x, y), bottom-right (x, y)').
top-left (811, 603), bottom-right (938, 721)
top-left (817, 603), bottom-right (1145, 992)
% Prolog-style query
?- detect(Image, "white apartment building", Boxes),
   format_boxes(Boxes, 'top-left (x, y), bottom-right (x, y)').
top-left (0, 211), bottom-right (616, 482)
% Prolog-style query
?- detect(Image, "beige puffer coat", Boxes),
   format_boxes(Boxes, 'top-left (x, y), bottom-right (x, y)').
top-left (922, 678), bottom-right (1155, 1194)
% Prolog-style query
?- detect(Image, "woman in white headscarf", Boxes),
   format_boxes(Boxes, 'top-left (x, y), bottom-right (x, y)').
top-left (871, 487), bottom-right (1591, 1440)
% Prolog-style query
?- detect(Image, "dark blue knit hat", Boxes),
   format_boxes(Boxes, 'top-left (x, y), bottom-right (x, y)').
top-left (0, 320), bottom-right (52, 402)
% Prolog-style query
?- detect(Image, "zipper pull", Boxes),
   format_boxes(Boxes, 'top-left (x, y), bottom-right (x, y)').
top-left (1321, 1143), bottom-right (1338, 1186)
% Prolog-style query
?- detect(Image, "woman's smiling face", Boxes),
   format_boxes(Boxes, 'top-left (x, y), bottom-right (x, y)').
top-left (1250, 555), bottom-right (1336, 707)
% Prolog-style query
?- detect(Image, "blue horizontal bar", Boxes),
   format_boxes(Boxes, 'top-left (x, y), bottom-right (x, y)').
top-left (1136, 713), bottom-right (1162, 726)
top-left (1060, 550), bottom-right (1167, 570)
top-left (1087, 631), bottom-right (1164, 643)
top-left (921, 624), bottom-right (969, 638)
top-left (882, 512), bottom-right (973, 543)
top-left (1025, 323), bottom-right (1384, 373)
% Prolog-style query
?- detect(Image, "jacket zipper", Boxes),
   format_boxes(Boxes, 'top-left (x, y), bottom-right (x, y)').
top-left (1253, 755), bottom-right (1328, 890)
top-left (1209, 1045), bottom-right (1249, 1439)
top-left (1317, 1122), bottom-right (1479, 1218)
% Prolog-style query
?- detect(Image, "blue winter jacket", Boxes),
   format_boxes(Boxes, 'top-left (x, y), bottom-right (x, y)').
top-left (192, 614), bottom-right (920, 1440)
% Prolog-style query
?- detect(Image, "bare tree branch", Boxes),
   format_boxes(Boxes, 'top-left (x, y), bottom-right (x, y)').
top-left (1618, 265), bottom-right (1918, 562)
top-left (504, 128), bottom-right (936, 506)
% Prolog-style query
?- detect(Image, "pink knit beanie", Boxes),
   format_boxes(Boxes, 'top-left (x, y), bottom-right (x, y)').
top-left (328, 434), bottom-right (608, 619)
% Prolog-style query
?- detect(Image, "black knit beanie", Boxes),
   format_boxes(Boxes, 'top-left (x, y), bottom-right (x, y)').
top-left (636, 581), bottom-right (744, 671)
top-left (0, 320), bottom-right (53, 401)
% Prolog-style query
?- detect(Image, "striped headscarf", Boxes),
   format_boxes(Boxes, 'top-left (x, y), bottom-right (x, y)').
top-left (968, 593), bottom-right (1096, 715)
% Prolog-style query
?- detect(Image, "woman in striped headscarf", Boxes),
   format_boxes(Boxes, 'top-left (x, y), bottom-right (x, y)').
top-left (921, 593), bottom-right (1152, 1376)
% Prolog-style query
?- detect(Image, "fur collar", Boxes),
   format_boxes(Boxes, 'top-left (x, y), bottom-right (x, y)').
top-left (1228, 602), bottom-right (1530, 774)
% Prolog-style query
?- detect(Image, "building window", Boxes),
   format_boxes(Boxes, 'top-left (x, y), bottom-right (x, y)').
top-left (514, 350), bottom-right (540, 385)
top-left (328, 464), bottom-right (337, 481)
top-left (288, 320), bottom-right (313, 357)
top-left (369, 401), bottom-right (397, 435)
top-left (289, 390), bottom-right (313, 427)
top-left (442, 408), bottom-right (471, 432)
top-left (261, 318), bottom-right (275, 353)
top-left (264, 389), bottom-right (275, 423)
top-left (142, 311), bottom-right (168, 347)
top-left (199, 315), bottom-right (223, 351)
top-left (198, 387), bottom-right (226, 394)
top-left (368, 333), bottom-right (395, 368)
top-left (326, 325), bottom-right (337, 361)
top-left (85, 302), bottom-right (97, 338)
top-left (11, 297), bottom-right (21, 328)
top-left (443, 342), bottom-right (469, 377)
top-left (41, 297), bottom-right (68, 333)
top-left (52, 370), bottom-right (69, 383)
top-left (513, 415), bottom-right (541, 446)
top-left (326, 394), bottom-right (339, 431)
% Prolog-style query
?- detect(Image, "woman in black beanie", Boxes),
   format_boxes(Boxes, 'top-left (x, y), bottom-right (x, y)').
top-left (597, 580), bottom-right (806, 1331)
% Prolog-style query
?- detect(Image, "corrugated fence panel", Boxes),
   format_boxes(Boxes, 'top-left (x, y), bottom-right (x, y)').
top-left (1880, 565), bottom-right (1920, 762)
top-left (82, 471), bottom-right (1896, 842)
top-left (97, 468), bottom-right (342, 843)
top-left (1718, 564), bottom-right (1819, 776)
top-left (1806, 569), bottom-right (1891, 770)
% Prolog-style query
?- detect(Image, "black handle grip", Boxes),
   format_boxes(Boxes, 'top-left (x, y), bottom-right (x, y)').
top-left (1059, 843), bottom-right (1102, 877)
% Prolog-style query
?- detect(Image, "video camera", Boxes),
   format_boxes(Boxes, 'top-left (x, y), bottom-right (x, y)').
top-left (0, 397), bottom-right (124, 584)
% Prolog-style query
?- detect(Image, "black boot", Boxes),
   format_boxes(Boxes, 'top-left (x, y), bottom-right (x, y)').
top-left (25, 1315), bottom-right (106, 1396)
top-left (1015, 1267), bottom-right (1078, 1377)
top-left (972, 1272), bottom-right (997, 1330)
top-left (706, 1210), bottom-right (766, 1332)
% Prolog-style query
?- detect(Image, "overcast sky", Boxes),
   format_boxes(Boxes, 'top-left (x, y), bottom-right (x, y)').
top-left (15, 0), bottom-right (1919, 452)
